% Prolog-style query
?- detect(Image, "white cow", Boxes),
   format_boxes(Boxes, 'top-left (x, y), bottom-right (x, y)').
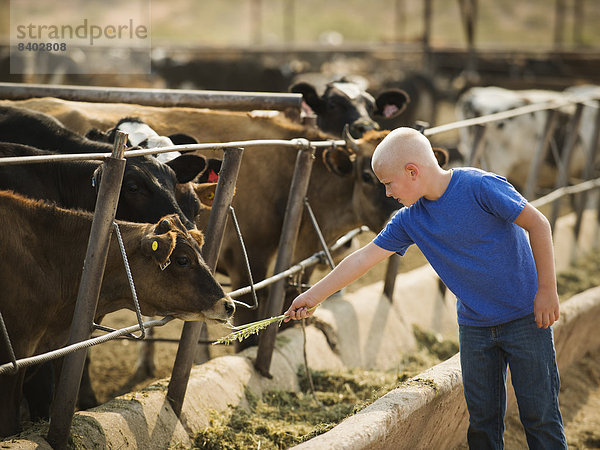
top-left (456, 86), bottom-right (599, 195)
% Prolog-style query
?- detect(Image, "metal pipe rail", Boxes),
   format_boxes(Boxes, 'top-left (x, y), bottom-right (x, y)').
top-left (0, 138), bottom-right (333, 166)
top-left (0, 82), bottom-right (303, 112)
top-left (3, 87), bottom-right (598, 167)
top-left (228, 226), bottom-right (369, 299)
top-left (530, 177), bottom-right (600, 209)
top-left (424, 92), bottom-right (600, 138)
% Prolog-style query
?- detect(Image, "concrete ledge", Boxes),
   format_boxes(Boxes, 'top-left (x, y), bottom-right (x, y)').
top-left (294, 354), bottom-right (467, 450)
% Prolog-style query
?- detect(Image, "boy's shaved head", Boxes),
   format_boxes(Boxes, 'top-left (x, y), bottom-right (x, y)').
top-left (372, 127), bottom-right (438, 173)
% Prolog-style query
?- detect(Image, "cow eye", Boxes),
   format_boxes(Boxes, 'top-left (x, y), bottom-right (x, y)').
top-left (175, 256), bottom-right (190, 267)
top-left (362, 170), bottom-right (377, 185)
top-left (125, 180), bottom-right (139, 192)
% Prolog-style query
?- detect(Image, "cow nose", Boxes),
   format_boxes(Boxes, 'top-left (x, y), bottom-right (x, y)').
top-left (224, 298), bottom-right (235, 318)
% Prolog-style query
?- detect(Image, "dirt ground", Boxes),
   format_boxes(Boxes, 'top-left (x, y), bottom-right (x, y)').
top-left (86, 244), bottom-right (600, 449)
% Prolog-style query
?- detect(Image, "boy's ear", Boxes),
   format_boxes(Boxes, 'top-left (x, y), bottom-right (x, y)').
top-left (405, 163), bottom-right (418, 179)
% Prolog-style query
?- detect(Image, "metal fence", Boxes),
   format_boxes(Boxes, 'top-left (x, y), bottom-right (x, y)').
top-left (1, 85), bottom-right (599, 447)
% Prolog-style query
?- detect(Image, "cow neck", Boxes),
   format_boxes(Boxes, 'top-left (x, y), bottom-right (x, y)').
top-left (55, 159), bottom-right (100, 211)
top-left (297, 152), bottom-right (357, 256)
top-left (97, 221), bottom-right (151, 318)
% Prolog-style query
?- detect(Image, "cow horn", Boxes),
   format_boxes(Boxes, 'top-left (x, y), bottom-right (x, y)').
top-left (343, 124), bottom-right (360, 153)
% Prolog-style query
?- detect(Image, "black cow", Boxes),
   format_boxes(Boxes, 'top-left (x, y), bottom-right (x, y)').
top-left (0, 142), bottom-right (209, 224)
top-left (290, 78), bottom-right (410, 138)
top-left (0, 105), bottom-right (208, 229)
top-left (83, 116), bottom-right (222, 222)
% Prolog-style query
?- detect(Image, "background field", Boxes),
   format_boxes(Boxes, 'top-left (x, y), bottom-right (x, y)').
top-left (2, 0), bottom-right (600, 49)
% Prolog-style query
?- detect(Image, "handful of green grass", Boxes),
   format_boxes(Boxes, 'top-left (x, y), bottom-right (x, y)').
top-left (213, 305), bottom-right (318, 346)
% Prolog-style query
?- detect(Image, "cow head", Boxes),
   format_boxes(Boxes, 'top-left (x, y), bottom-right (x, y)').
top-left (86, 117), bottom-right (218, 226)
top-left (291, 79), bottom-right (410, 138)
top-left (176, 182), bottom-right (218, 231)
top-left (85, 117), bottom-right (199, 165)
top-left (139, 214), bottom-right (235, 322)
top-left (86, 117), bottom-right (198, 150)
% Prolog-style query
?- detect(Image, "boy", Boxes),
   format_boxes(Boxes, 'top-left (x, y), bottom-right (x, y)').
top-left (284, 127), bottom-right (567, 449)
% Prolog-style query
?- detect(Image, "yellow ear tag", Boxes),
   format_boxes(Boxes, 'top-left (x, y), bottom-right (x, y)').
top-left (152, 240), bottom-right (158, 252)
top-left (207, 192), bottom-right (214, 200)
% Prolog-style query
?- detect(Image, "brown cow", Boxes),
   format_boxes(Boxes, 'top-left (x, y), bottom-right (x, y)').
top-left (0, 190), bottom-right (234, 438)
top-left (0, 98), bottom-right (446, 344)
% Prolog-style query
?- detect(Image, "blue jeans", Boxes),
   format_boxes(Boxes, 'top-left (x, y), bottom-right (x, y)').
top-left (459, 314), bottom-right (567, 449)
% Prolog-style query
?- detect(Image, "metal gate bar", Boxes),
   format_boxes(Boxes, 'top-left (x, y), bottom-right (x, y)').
top-left (0, 82), bottom-right (302, 112)
top-left (167, 147), bottom-right (244, 417)
top-left (47, 132), bottom-right (128, 450)
top-left (254, 145), bottom-right (316, 377)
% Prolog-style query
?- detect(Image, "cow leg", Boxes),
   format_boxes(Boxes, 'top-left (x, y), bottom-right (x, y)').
top-left (22, 363), bottom-right (54, 421)
top-left (77, 354), bottom-right (99, 410)
top-left (21, 355), bottom-right (98, 418)
top-left (0, 370), bottom-right (25, 438)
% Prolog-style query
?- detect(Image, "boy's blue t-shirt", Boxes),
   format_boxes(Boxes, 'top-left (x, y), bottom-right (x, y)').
top-left (373, 167), bottom-right (537, 327)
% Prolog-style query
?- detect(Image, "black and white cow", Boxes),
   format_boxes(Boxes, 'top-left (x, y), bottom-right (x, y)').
top-left (290, 78), bottom-right (411, 138)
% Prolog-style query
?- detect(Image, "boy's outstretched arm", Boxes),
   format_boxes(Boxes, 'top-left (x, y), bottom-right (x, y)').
top-left (284, 242), bottom-right (394, 321)
top-left (514, 203), bottom-right (559, 329)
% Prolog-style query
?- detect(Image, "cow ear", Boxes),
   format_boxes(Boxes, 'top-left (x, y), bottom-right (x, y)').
top-left (166, 154), bottom-right (207, 183)
top-left (188, 229), bottom-right (205, 249)
top-left (290, 82), bottom-right (325, 115)
top-left (432, 147), bottom-right (449, 168)
top-left (373, 89), bottom-right (410, 118)
top-left (322, 147), bottom-right (356, 177)
top-left (141, 224), bottom-right (177, 269)
top-left (168, 133), bottom-right (198, 145)
top-left (196, 158), bottom-right (222, 183)
top-left (194, 182), bottom-right (218, 207)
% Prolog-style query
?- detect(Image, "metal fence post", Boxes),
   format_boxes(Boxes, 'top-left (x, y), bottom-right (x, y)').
top-left (254, 145), bottom-right (315, 377)
top-left (383, 253), bottom-right (401, 301)
top-left (549, 103), bottom-right (584, 231)
top-left (573, 101), bottom-right (600, 240)
top-left (167, 147), bottom-right (243, 417)
top-left (524, 109), bottom-right (559, 200)
top-left (46, 132), bottom-right (128, 450)
top-left (467, 124), bottom-right (487, 167)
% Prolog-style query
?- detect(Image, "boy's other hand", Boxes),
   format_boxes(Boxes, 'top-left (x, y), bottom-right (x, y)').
top-left (534, 286), bottom-right (560, 329)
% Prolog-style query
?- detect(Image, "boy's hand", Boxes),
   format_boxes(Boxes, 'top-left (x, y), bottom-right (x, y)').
top-left (284, 292), bottom-right (320, 322)
top-left (534, 286), bottom-right (560, 329)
